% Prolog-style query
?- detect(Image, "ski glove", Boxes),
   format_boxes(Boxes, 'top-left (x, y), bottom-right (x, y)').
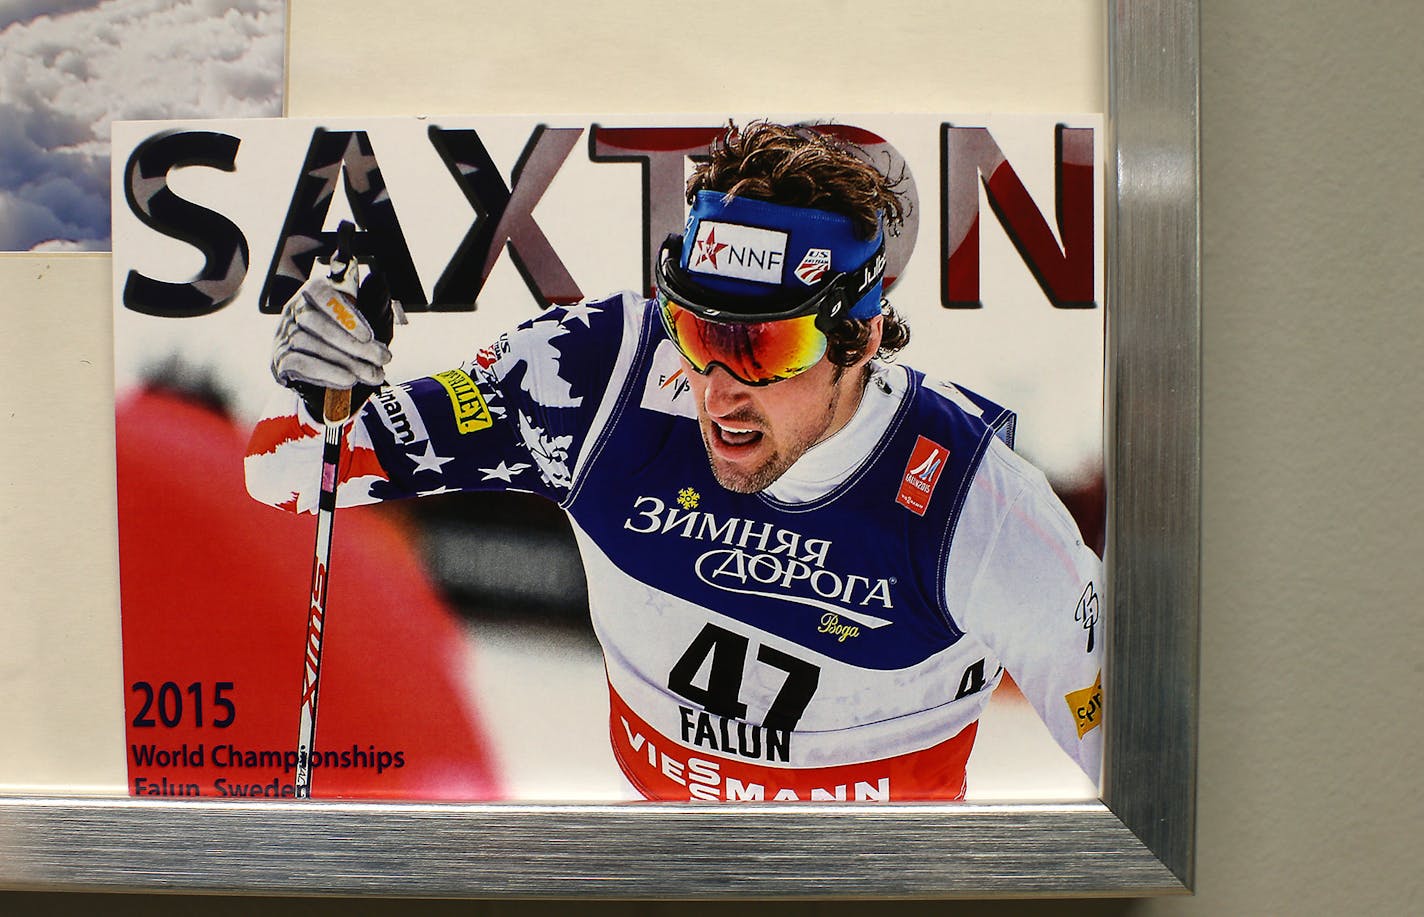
top-left (271, 244), bottom-right (399, 419)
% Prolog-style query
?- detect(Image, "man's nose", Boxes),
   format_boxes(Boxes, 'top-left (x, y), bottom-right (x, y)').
top-left (702, 364), bottom-right (750, 415)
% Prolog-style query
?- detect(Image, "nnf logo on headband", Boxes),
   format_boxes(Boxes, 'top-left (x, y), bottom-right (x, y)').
top-left (689, 221), bottom-right (788, 285)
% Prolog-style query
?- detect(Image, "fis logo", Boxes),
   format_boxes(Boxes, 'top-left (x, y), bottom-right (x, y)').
top-left (660, 369), bottom-right (691, 400)
top-left (895, 436), bottom-right (949, 516)
top-left (688, 221), bottom-right (789, 285)
top-left (794, 248), bottom-right (832, 285)
top-left (640, 340), bottom-right (697, 419)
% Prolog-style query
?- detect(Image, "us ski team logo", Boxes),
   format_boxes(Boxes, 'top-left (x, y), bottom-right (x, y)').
top-left (895, 435), bottom-right (949, 516)
top-left (794, 248), bottom-right (832, 285)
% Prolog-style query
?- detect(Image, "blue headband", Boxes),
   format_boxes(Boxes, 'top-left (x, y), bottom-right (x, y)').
top-left (678, 191), bottom-right (885, 320)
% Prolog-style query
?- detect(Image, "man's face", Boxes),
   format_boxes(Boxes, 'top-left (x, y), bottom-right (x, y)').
top-left (681, 318), bottom-right (880, 494)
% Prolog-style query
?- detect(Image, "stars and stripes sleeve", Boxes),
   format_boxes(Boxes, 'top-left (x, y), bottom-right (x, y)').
top-left (244, 295), bottom-right (631, 512)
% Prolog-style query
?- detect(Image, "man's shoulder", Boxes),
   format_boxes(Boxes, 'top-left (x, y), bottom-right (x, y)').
top-left (967, 427), bottom-right (1084, 554)
top-left (483, 291), bottom-right (650, 378)
top-left (905, 371), bottom-right (1018, 450)
top-left (511, 290), bottom-right (648, 339)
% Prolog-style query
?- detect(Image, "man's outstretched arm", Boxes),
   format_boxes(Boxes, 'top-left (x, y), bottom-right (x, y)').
top-left (245, 263), bottom-right (635, 514)
top-left (953, 441), bottom-right (1106, 780)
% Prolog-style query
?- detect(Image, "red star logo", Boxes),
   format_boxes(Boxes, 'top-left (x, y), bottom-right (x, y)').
top-left (694, 228), bottom-right (727, 268)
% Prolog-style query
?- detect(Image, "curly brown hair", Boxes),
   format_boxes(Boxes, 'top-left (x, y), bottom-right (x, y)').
top-left (688, 121), bottom-right (910, 366)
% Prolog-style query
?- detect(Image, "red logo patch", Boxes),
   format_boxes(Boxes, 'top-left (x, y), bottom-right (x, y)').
top-left (694, 227), bottom-right (727, 268)
top-left (794, 248), bottom-right (832, 285)
top-left (895, 435), bottom-right (949, 516)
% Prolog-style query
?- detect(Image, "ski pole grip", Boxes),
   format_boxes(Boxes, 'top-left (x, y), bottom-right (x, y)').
top-left (323, 389), bottom-right (352, 424)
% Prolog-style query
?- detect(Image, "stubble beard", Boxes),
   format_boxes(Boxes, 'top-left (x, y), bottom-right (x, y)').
top-left (699, 421), bottom-right (803, 494)
top-left (697, 373), bottom-right (848, 495)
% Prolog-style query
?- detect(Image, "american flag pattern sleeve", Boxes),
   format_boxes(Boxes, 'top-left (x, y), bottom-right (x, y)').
top-left (244, 294), bottom-right (634, 513)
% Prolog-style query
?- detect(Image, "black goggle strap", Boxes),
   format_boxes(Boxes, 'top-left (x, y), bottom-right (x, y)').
top-left (816, 237), bottom-right (886, 330)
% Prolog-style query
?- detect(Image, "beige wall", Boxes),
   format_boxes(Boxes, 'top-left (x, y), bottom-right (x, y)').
top-left (4, 0), bottom-right (1423, 912)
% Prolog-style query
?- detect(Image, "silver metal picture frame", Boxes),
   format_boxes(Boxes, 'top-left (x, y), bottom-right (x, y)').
top-left (0, 0), bottom-right (1198, 897)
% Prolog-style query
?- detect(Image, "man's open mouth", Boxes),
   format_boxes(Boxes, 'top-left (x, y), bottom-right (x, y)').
top-left (713, 420), bottom-right (762, 448)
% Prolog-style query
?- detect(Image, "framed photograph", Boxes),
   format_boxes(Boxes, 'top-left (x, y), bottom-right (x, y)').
top-left (0, 0), bottom-right (1199, 898)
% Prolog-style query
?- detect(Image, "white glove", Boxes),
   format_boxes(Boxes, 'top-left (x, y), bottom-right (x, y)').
top-left (271, 254), bottom-right (392, 392)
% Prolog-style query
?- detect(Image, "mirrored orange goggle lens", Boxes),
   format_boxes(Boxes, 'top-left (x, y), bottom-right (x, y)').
top-left (658, 297), bottom-right (828, 385)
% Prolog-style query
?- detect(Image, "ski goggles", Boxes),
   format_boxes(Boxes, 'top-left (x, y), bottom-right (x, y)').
top-left (654, 233), bottom-right (885, 386)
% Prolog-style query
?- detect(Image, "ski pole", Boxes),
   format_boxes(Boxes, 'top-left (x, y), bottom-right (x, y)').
top-left (294, 232), bottom-right (358, 799)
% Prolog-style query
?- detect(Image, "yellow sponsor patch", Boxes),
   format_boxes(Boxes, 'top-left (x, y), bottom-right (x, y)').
top-left (327, 296), bottom-right (359, 332)
top-left (1065, 671), bottom-right (1103, 739)
top-left (432, 369), bottom-right (493, 433)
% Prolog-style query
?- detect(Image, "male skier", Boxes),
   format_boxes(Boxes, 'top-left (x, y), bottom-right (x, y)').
top-left (246, 121), bottom-right (1104, 801)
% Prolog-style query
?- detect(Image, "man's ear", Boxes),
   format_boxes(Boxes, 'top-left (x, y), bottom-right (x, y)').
top-left (856, 314), bottom-right (884, 367)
